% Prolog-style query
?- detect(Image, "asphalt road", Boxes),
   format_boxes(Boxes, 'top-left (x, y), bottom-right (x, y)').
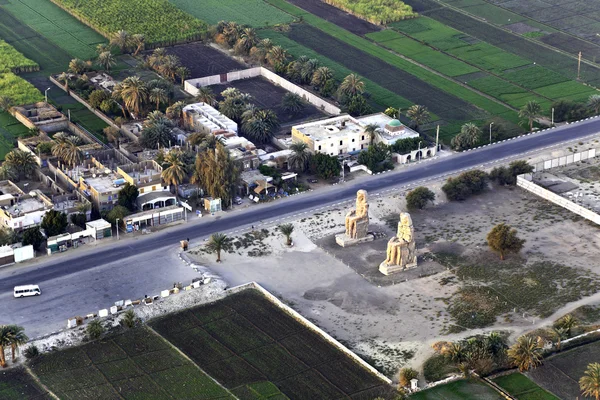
top-left (1, 118), bottom-right (599, 336)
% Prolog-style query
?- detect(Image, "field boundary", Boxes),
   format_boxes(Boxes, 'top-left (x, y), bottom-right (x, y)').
top-left (226, 281), bottom-right (393, 384)
top-left (23, 365), bottom-right (60, 400)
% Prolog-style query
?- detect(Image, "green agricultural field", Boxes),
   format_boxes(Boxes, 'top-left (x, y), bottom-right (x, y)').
top-left (0, 40), bottom-right (38, 73)
top-left (0, 0), bottom-right (106, 60)
top-left (52, 0), bottom-right (207, 47)
top-left (0, 72), bottom-right (42, 106)
top-left (493, 373), bottom-right (559, 400)
top-left (0, 367), bottom-right (50, 400)
top-left (411, 379), bottom-right (503, 399)
top-left (322, 0), bottom-right (416, 24)
top-left (29, 326), bottom-right (234, 400)
top-left (170, 0), bottom-right (294, 27)
top-left (150, 289), bottom-right (393, 400)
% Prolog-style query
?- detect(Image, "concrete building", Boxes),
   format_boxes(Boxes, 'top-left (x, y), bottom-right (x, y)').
top-left (0, 181), bottom-right (54, 231)
top-left (117, 160), bottom-right (166, 196)
top-left (183, 102), bottom-right (238, 134)
top-left (136, 191), bottom-right (177, 211)
top-left (291, 114), bottom-right (420, 156)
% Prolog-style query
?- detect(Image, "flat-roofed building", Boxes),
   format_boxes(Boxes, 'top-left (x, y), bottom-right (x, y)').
top-left (0, 181), bottom-right (54, 231)
top-left (183, 102), bottom-right (238, 134)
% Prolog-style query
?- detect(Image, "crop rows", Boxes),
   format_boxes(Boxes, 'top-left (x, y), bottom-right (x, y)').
top-left (0, 367), bottom-right (50, 400)
top-left (170, 0), bottom-right (294, 27)
top-left (1, 0), bottom-right (106, 60)
top-left (0, 40), bottom-right (38, 73)
top-left (150, 289), bottom-right (390, 400)
top-left (51, 0), bottom-right (207, 47)
top-left (321, 0), bottom-right (416, 24)
top-left (29, 326), bottom-right (232, 400)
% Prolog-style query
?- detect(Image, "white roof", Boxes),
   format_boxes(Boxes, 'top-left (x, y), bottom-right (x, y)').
top-left (86, 218), bottom-right (111, 229)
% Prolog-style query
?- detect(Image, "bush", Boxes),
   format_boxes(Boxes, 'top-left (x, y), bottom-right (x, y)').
top-left (87, 320), bottom-right (104, 340)
top-left (490, 160), bottom-right (533, 186)
top-left (398, 367), bottom-right (418, 388)
top-left (391, 137), bottom-right (421, 154)
top-left (40, 210), bottom-right (68, 237)
top-left (552, 100), bottom-right (591, 123)
top-left (120, 309), bottom-right (138, 328)
top-left (406, 186), bottom-right (435, 210)
top-left (423, 354), bottom-right (455, 382)
top-left (88, 90), bottom-right (108, 109)
top-left (310, 153), bottom-right (341, 179)
top-left (23, 344), bottom-right (39, 359)
top-left (358, 142), bottom-right (392, 172)
top-left (442, 170), bottom-right (488, 201)
top-left (35, 141), bottom-right (54, 155)
top-left (22, 227), bottom-right (44, 250)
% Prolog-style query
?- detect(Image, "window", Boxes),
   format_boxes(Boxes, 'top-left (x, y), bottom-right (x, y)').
top-left (331, 143), bottom-right (334, 147)
top-left (339, 149), bottom-right (343, 154)
top-left (361, 135), bottom-right (365, 140)
top-left (352, 138), bottom-right (355, 142)
top-left (339, 140), bottom-right (343, 145)
top-left (352, 148), bottom-right (356, 151)
top-left (318, 145), bottom-right (322, 150)
top-left (361, 144), bottom-right (364, 149)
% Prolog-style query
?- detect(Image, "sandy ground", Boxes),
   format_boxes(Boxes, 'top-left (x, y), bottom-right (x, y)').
top-left (188, 136), bottom-right (600, 381)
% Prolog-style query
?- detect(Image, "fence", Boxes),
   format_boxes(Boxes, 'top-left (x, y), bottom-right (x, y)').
top-left (531, 148), bottom-right (597, 172)
top-left (184, 67), bottom-right (341, 115)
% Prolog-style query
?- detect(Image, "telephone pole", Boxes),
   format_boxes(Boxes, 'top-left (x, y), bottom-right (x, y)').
top-left (578, 51), bottom-right (582, 80)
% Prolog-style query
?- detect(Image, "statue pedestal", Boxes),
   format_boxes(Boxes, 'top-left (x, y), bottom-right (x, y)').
top-left (335, 233), bottom-right (374, 247)
top-left (379, 261), bottom-right (418, 276)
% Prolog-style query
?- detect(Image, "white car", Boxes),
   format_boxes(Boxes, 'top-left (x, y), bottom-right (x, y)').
top-left (14, 285), bottom-right (41, 298)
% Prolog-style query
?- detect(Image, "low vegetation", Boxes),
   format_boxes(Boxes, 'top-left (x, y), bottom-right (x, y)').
top-left (323, 0), bottom-right (416, 24)
top-left (406, 187), bottom-right (435, 210)
top-left (442, 170), bottom-right (488, 201)
top-left (0, 40), bottom-right (38, 74)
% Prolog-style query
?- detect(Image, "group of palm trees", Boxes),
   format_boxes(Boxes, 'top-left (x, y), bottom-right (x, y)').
top-left (1, 149), bottom-right (37, 181)
top-left (0, 324), bottom-right (27, 367)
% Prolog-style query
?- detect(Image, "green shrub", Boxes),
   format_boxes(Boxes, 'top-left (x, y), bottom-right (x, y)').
top-left (121, 309), bottom-right (138, 328)
top-left (23, 344), bottom-right (40, 359)
top-left (442, 170), bottom-right (488, 201)
top-left (87, 320), bottom-right (104, 340)
top-left (423, 354), bottom-right (455, 382)
top-left (406, 186), bottom-right (435, 210)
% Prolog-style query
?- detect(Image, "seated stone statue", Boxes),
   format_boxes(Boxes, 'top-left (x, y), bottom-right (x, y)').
top-left (383, 212), bottom-right (417, 270)
top-left (345, 190), bottom-right (369, 239)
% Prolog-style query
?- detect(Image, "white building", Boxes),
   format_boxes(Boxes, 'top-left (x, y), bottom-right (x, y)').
top-left (183, 102), bottom-right (238, 134)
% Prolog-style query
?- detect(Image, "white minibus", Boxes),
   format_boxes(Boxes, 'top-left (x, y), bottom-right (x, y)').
top-left (14, 285), bottom-right (41, 298)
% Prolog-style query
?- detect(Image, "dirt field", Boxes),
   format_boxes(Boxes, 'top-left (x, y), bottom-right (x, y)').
top-left (210, 77), bottom-right (326, 124)
top-left (287, 0), bottom-right (381, 36)
top-left (163, 42), bottom-right (244, 79)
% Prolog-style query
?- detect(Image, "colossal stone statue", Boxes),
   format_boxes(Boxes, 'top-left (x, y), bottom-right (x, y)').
top-left (336, 190), bottom-right (373, 247)
top-left (380, 212), bottom-right (417, 275)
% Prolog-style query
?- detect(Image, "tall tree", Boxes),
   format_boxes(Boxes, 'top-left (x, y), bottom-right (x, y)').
top-left (117, 183), bottom-right (139, 211)
top-left (6, 325), bottom-right (27, 362)
top-left (338, 74), bottom-right (365, 98)
top-left (508, 336), bottom-right (543, 372)
top-left (278, 223), bottom-right (294, 246)
top-left (241, 108), bottom-right (279, 143)
top-left (132, 34), bottom-right (145, 56)
top-left (97, 51), bottom-right (116, 72)
top-left (120, 76), bottom-right (148, 117)
top-left (311, 66), bottom-right (333, 89)
top-left (52, 137), bottom-right (83, 167)
top-left (519, 100), bottom-right (542, 132)
top-left (57, 72), bottom-right (70, 95)
top-left (68, 58), bottom-right (88, 75)
top-left (166, 100), bottom-right (186, 126)
top-left (111, 30), bottom-right (132, 53)
top-left (161, 151), bottom-right (186, 195)
top-left (281, 93), bottom-right (305, 115)
top-left (580, 363), bottom-right (600, 400)
top-left (196, 143), bottom-right (240, 206)
top-left (288, 142), bottom-right (311, 172)
top-left (406, 104), bottom-right (431, 132)
top-left (0, 96), bottom-right (13, 112)
top-left (22, 227), bottom-right (43, 250)
top-left (486, 223), bottom-right (525, 260)
top-left (206, 232), bottom-right (231, 262)
top-left (177, 66), bottom-right (190, 87)
top-left (234, 27), bottom-right (258, 55)
top-left (140, 113), bottom-right (174, 149)
top-left (266, 46), bottom-right (288, 68)
top-left (363, 123), bottom-right (380, 145)
top-left (195, 87), bottom-right (216, 106)
top-left (41, 210), bottom-right (68, 237)
top-left (451, 123), bottom-right (481, 151)
top-left (0, 325), bottom-right (9, 367)
top-left (149, 87), bottom-right (168, 111)
top-left (4, 149), bottom-right (37, 180)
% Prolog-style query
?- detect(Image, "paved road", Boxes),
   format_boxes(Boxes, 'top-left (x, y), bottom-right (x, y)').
top-left (1, 118), bottom-right (599, 336)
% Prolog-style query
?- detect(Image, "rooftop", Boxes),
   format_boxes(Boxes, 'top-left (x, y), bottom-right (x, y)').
top-left (4, 197), bottom-right (48, 218)
top-left (294, 115), bottom-right (363, 141)
top-left (13, 103), bottom-right (66, 127)
top-left (183, 102), bottom-right (238, 133)
top-left (357, 113), bottom-right (419, 141)
top-left (84, 174), bottom-right (122, 194)
top-left (86, 218), bottom-right (111, 230)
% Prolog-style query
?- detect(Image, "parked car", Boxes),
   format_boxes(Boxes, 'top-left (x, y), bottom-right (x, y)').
top-left (234, 196), bottom-right (243, 205)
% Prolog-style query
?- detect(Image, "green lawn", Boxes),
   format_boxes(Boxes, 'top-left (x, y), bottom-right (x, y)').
top-left (1, 0), bottom-right (106, 61)
top-left (170, 0), bottom-right (294, 27)
top-left (493, 373), bottom-right (560, 400)
top-left (411, 379), bottom-right (503, 400)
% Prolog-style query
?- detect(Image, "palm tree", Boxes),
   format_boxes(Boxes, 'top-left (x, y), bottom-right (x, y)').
top-left (149, 87), bottom-right (168, 111)
top-left (4, 149), bottom-right (37, 179)
top-left (111, 82), bottom-right (128, 118)
top-left (187, 132), bottom-right (222, 150)
top-left (177, 66), bottom-right (189, 87)
top-left (301, 59), bottom-right (320, 85)
top-left (77, 202), bottom-right (91, 215)
top-left (279, 223), bottom-right (294, 246)
top-left (96, 43), bottom-right (110, 55)
top-left (195, 86), bottom-right (216, 106)
top-left (162, 151), bottom-right (186, 195)
top-left (148, 48), bottom-right (167, 70)
top-left (0, 325), bottom-right (9, 367)
top-left (0, 96), bottom-right (13, 112)
top-left (485, 332), bottom-right (507, 359)
top-left (363, 123), bottom-right (380, 145)
top-left (555, 314), bottom-right (577, 337)
top-left (339, 74), bottom-right (365, 98)
top-left (52, 138), bottom-right (83, 167)
top-left (443, 342), bottom-right (466, 364)
top-left (111, 30), bottom-right (132, 53)
top-left (206, 232), bottom-right (230, 262)
top-left (158, 55), bottom-right (180, 82)
top-left (242, 108), bottom-right (280, 143)
top-left (451, 123), bottom-right (481, 150)
top-left (6, 325), bottom-right (27, 362)
top-left (97, 51), bottom-right (116, 72)
top-left (266, 46), bottom-right (288, 68)
top-left (235, 27), bottom-right (258, 55)
top-left (250, 38), bottom-right (273, 65)
top-left (166, 100), bottom-right (186, 126)
top-left (68, 58), bottom-right (88, 75)
top-left (580, 363), bottom-right (600, 400)
top-left (223, 21), bottom-right (242, 46)
top-left (288, 142), bottom-right (311, 172)
top-left (406, 105), bottom-right (431, 132)
top-left (0, 165), bottom-right (17, 181)
top-left (132, 34), bottom-right (145, 56)
top-left (589, 95), bottom-right (600, 115)
top-left (519, 100), bottom-right (542, 132)
top-left (311, 66), bottom-right (333, 89)
top-left (120, 76), bottom-right (148, 117)
top-left (281, 93), bottom-right (305, 115)
top-left (508, 335), bottom-right (543, 372)
top-left (57, 72), bottom-right (70, 95)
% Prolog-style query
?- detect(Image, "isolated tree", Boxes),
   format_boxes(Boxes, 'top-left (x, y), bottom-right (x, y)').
top-left (22, 227), bottom-right (44, 250)
top-left (162, 151), bottom-right (186, 195)
top-left (487, 223), bottom-right (525, 260)
top-left (6, 325), bottom-right (27, 362)
top-left (132, 34), bottom-right (145, 56)
top-left (406, 105), bottom-right (430, 132)
top-left (338, 74), bottom-right (365, 98)
top-left (310, 153), bottom-right (341, 179)
top-left (195, 86), bottom-right (216, 106)
top-left (406, 187), bottom-right (435, 210)
top-left (118, 183), bottom-right (139, 211)
top-left (206, 233), bottom-right (230, 262)
top-left (363, 123), bottom-right (380, 145)
top-left (519, 100), bottom-right (542, 132)
top-left (87, 320), bottom-right (104, 340)
top-left (97, 51), bottom-right (116, 72)
top-left (281, 93), bottom-right (305, 115)
top-left (288, 142), bottom-right (311, 172)
top-left (177, 66), bottom-right (189, 86)
top-left (580, 363), bottom-right (600, 400)
top-left (279, 224), bottom-right (294, 246)
top-left (398, 368), bottom-right (418, 388)
top-left (111, 30), bottom-right (132, 53)
top-left (149, 87), bottom-right (168, 111)
top-left (451, 123), bottom-right (481, 150)
top-left (41, 210), bottom-right (68, 237)
top-left (120, 309), bottom-right (138, 329)
top-left (509, 336), bottom-right (542, 372)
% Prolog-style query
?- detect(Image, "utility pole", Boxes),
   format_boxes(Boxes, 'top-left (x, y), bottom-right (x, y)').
top-left (578, 51), bottom-right (582, 80)
top-left (435, 125), bottom-right (439, 151)
top-left (489, 122), bottom-right (494, 144)
top-left (115, 218), bottom-right (120, 240)
top-left (551, 107), bottom-right (554, 127)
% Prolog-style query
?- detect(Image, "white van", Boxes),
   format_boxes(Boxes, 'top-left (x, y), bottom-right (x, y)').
top-left (14, 285), bottom-right (41, 298)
